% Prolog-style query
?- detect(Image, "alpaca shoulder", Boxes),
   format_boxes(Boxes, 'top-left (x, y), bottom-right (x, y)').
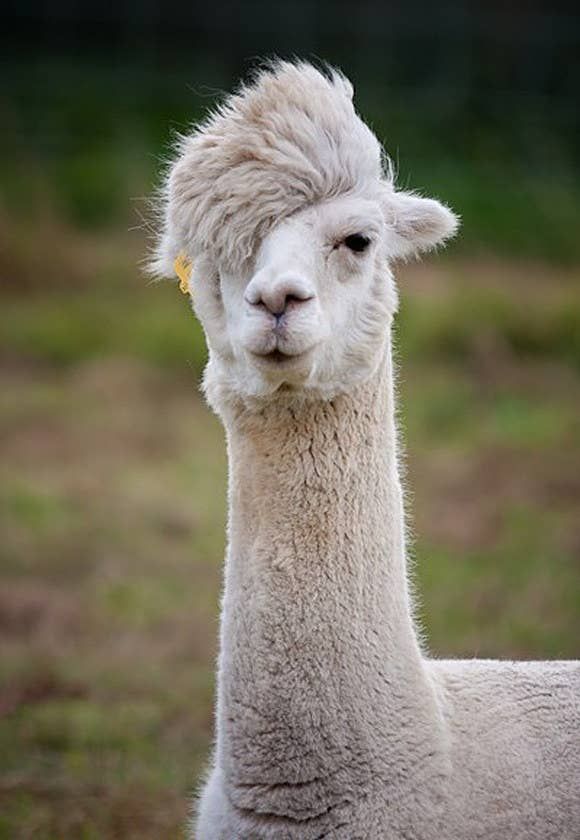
top-left (426, 657), bottom-right (580, 836)
top-left (427, 657), bottom-right (580, 733)
top-left (428, 657), bottom-right (580, 706)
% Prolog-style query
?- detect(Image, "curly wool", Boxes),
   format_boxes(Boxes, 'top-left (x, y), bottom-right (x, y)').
top-left (151, 61), bottom-right (390, 275)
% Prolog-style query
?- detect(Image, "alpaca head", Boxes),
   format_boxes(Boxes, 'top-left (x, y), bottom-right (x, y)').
top-left (151, 61), bottom-right (459, 409)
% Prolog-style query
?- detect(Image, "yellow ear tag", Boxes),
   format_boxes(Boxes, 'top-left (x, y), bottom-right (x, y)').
top-left (174, 252), bottom-right (192, 295)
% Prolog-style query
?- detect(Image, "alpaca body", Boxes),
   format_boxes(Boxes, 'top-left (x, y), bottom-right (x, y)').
top-left (150, 60), bottom-right (580, 840)
top-left (431, 658), bottom-right (580, 840)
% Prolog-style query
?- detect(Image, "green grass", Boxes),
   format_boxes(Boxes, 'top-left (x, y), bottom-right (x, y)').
top-left (1, 200), bottom-right (579, 836)
top-left (398, 282), bottom-right (580, 369)
top-left (2, 52), bottom-right (580, 832)
top-left (416, 505), bottom-right (579, 659)
top-left (0, 347), bottom-right (224, 836)
top-left (0, 289), bottom-right (207, 372)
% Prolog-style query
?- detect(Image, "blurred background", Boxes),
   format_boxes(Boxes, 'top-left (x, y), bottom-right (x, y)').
top-left (1, 1), bottom-right (579, 837)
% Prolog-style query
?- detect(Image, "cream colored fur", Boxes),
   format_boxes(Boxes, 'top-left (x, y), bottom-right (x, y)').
top-left (151, 61), bottom-right (580, 839)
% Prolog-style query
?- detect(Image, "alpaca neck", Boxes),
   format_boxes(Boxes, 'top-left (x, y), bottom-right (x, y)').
top-left (216, 341), bottom-right (442, 820)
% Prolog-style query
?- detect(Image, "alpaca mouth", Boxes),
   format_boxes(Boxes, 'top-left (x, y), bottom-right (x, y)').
top-left (248, 339), bottom-right (318, 370)
top-left (252, 349), bottom-right (304, 364)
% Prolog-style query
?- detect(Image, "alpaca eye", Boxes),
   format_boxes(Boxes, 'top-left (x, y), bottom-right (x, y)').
top-left (343, 233), bottom-right (371, 253)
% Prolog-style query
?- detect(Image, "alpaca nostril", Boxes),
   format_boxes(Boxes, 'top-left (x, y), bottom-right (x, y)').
top-left (272, 292), bottom-right (313, 318)
top-left (287, 292), bottom-right (313, 307)
top-left (245, 280), bottom-right (315, 317)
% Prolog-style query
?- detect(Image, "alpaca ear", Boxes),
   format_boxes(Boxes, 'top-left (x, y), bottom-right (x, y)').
top-left (382, 189), bottom-right (459, 260)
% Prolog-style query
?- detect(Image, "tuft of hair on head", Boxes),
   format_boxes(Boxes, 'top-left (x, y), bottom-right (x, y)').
top-left (147, 58), bottom-right (459, 279)
top-left (148, 58), bottom-right (389, 279)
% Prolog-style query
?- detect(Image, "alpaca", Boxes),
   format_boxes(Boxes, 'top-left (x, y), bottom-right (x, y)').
top-left (151, 62), bottom-right (580, 839)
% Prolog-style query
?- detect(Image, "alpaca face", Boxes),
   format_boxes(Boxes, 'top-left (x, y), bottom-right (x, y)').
top-left (193, 190), bottom-right (456, 406)
top-left (151, 62), bottom-right (459, 408)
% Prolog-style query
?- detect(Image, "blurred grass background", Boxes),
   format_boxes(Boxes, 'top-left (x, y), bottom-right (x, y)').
top-left (1, 3), bottom-right (579, 837)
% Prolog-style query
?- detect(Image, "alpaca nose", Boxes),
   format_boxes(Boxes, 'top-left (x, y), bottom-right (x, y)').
top-left (245, 275), bottom-right (315, 317)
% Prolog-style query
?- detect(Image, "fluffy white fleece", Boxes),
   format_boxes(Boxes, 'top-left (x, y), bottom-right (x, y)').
top-left (150, 61), bottom-right (580, 840)
top-left (151, 61), bottom-right (399, 276)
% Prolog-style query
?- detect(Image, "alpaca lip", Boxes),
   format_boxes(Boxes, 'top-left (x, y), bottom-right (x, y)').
top-left (262, 349), bottom-right (292, 363)
top-left (251, 348), bottom-right (305, 364)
